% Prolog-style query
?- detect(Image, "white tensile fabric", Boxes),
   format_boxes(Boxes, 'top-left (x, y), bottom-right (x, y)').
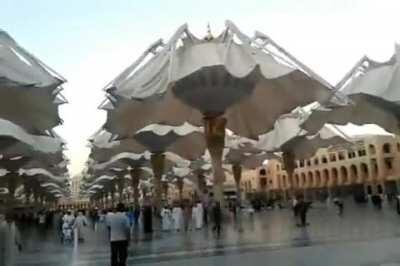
top-left (90, 125), bottom-right (206, 162)
top-left (0, 30), bottom-right (66, 133)
top-left (258, 112), bottom-right (350, 160)
top-left (302, 47), bottom-right (400, 135)
top-left (104, 21), bottom-right (342, 139)
top-left (18, 168), bottom-right (67, 183)
top-left (0, 118), bottom-right (63, 154)
top-left (0, 169), bottom-right (9, 177)
top-left (0, 30), bottom-right (63, 87)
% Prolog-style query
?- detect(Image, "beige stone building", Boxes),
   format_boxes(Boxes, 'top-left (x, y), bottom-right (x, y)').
top-left (258, 135), bottom-right (400, 200)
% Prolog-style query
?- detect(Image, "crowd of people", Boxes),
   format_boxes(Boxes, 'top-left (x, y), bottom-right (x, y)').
top-left (2, 192), bottom-right (397, 266)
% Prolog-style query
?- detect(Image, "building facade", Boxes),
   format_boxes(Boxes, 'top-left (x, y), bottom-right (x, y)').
top-left (71, 175), bottom-right (81, 200)
top-left (258, 135), bottom-right (400, 200)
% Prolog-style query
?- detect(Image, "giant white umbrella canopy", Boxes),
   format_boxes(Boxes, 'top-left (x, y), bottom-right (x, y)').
top-left (0, 30), bottom-right (67, 133)
top-left (0, 119), bottom-right (64, 162)
top-left (103, 21), bottom-right (344, 203)
top-left (90, 124), bottom-right (205, 163)
top-left (105, 21), bottom-right (340, 138)
top-left (258, 112), bottom-right (351, 159)
top-left (302, 45), bottom-right (400, 135)
top-left (90, 124), bottom-right (204, 212)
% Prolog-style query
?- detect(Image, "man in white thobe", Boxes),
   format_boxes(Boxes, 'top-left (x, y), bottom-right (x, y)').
top-left (0, 213), bottom-right (21, 266)
top-left (161, 207), bottom-right (172, 231)
top-left (172, 206), bottom-right (183, 232)
top-left (73, 211), bottom-right (88, 241)
top-left (192, 203), bottom-right (203, 229)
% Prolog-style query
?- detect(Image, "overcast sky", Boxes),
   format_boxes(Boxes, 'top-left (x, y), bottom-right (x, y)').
top-left (1, 0), bottom-right (399, 175)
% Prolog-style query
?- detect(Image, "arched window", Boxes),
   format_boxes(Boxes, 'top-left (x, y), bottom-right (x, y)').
top-left (384, 158), bottom-right (394, 170)
top-left (308, 172), bottom-right (314, 187)
top-left (322, 169), bottom-right (329, 186)
top-left (377, 184), bottom-right (383, 194)
top-left (367, 185), bottom-right (372, 195)
top-left (350, 165), bottom-right (358, 183)
top-left (383, 143), bottom-right (391, 154)
top-left (322, 156), bottom-right (328, 163)
top-left (306, 160), bottom-right (311, 167)
top-left (371, 159), bottom-right (378, 177)
top-left (369, 144), bottom-right (376, 155)
top-left (340, 166), bottom-right (348, 184)
top-left (282, 175), bottom-right (287, 188)
top-left (360, 163), bottom-right (369, 180)
top-left (259, 169), bottom-right (266, 176)
top-left (329, 153), bottom-right (337, 162)
top-left (294, 174), bottom-right (299, 187)
top-left (331, 168), bottom-right (338, 186)
top-left (397, 143), bottom-right (400, 152)
top-left (301, 173), bottom-right (306, 187)
top-left (315, 171), bottom-right (321, 187)
top-left (314, 158), bottom-right (319, 165)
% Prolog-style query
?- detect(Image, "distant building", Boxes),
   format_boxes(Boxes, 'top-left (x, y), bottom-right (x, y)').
top-left (258, 135), bottom-right (400, 200)
top-left (71, 175), bottom-right (81, 199)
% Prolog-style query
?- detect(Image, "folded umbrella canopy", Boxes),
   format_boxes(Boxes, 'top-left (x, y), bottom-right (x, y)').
top-left (0, 118), bottom-right (64, 157)
top-left (103, 21), bottom-right (345, 203)
top-left (90, 123), bottom-right (205, 163)
top-left (258, 111), bottom-right (351, 160)
top-left (90, 123), bottom-right (205, 213)
top-left (0, 30), bottom-right (67, 133)
top-left (302, 45), bottom-right (400, 135)
top-left (104, 21), bottom-right (340, 138)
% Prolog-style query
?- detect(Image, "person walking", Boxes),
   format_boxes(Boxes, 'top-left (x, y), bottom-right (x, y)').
top-left (143, 202), bottom-right (153, 234)
top-left (333, 198), bottom-right (344, 216)
top-left (183, 203), bottom-right (192, 232)
top-left (161, 206), bottom-right (172, 231)
top-left (172, 205), bottom-right (183, 232)
top-left (106, 203), bottom-right (130, 266)
top-left (73, 211), bottom-right (88, 241)
top-left (212, 201), bottom-right (222, 237)
top-left (292, 197), bottom-right (298, 217)
top-left (0, 211), bottom-right (22, 266)
top-left (297, 196), bottom-right (311, 227)
top-left (192, 202), bottom-right (203, 230)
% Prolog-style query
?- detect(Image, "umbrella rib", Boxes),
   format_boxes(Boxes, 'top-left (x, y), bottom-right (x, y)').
top-left (103, 38), bottom-right (164, 92)
top-left (253, 31), bottom-right (332, 90)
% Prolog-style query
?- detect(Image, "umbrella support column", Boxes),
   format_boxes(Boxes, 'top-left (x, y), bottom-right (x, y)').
top-left (151, 153), bottom-right (165, 232)
top-left (117, 176), bottom-right (124, 203)
top-left (130, 167), bottom-right (141, 209)
top-left (177, 178), bottom-right (184, 205)
top-left (282, 151), bottom-right (296, 201)
top-left (195, 173), bottom-right (206, 202)
top-left (232, 164), bottom-right (243, 232)
top-left (204, 116), bottom-right (227, 207)
top-left (6, 173), bottom-right (19, 206)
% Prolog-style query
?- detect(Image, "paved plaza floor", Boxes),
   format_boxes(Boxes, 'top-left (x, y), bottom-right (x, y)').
top-left (13, 201), bottom-right (400, 265)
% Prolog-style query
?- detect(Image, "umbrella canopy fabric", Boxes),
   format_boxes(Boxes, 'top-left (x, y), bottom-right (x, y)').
top-left (90, 124), bottom-right (206, 162)
top-left (0, 30), bottom-right (66, 133)
top-left (258, 111), bottom-right (351, 159)
top-left (18, 168), bottom-right (67, 183)
top-left (0, 30), bottom-right (64, 87)
top-left (104, 21), bottom-right (342, 139)
top-left (302, 46), bottom-right (400, 135)
top-left (0, 118), bottom-right (64, 155)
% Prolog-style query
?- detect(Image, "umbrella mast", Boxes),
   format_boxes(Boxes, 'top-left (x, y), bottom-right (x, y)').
top-left (204, 116), bottom-right (227, 205)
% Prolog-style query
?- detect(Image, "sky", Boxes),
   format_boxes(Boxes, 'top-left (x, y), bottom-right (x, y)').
top-left (1, 0), bottom-right (400, 176)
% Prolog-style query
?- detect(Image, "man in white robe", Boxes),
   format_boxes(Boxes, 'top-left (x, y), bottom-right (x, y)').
top-left (0, 212), bottom-right (21, 266)
top-left (172, 206), bottom-right (183, 232)
top-left (161, 207), bottom-right (172, 231)
top-left (192, 203), bottom-right (203, 229)
top-left (73, 211), bottom-right (88, 241)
